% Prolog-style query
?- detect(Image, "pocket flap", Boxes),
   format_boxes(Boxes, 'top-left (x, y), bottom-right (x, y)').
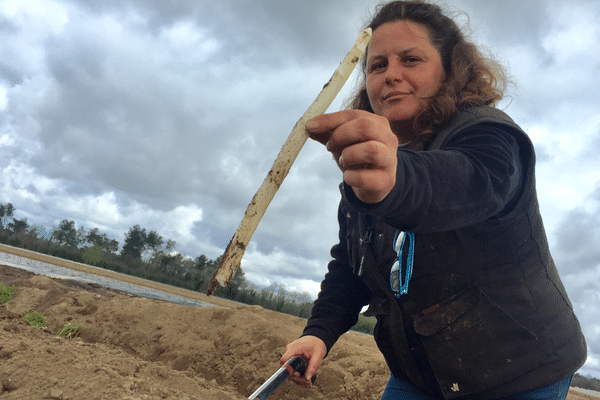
top-left (412, 285), bottom-right (481, 336)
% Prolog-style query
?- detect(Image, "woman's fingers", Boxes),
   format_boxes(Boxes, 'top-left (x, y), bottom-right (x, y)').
top-left (338, 139), bottom-right (393, 171)
top-left (306, 110), bottom-right (398, 203)
top-left (308, 110), bottom-right (392, 149)
top-left (280, 336), bottom-right (327, 385)
top-left (305, 109), bottom-right (360, 134)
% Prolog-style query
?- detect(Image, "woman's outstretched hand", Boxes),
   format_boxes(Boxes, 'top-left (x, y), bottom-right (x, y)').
top-left (306, 110), bottom-right (398, 204)
top-left (280, 335), bottom-right (327, 388)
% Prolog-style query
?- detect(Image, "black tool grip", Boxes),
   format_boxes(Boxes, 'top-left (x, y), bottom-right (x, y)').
top-left (248, 356), bottom-right (308, 399)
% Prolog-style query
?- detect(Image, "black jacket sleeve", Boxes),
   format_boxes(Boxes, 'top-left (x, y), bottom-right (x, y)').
top-left (301, 123), bottom-right (525, 352)
top-left (343, 124), bottom-right (525, 232)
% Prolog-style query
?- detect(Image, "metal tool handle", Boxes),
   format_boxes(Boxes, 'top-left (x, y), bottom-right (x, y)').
top-left (248, 356), bottom-right (308, 399)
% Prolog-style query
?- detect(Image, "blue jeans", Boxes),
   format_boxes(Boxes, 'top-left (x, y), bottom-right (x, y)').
top-left (381, 374), bottom-right (572, 400)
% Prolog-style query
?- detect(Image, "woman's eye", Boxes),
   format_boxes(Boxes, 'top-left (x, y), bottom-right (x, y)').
top-left (370, 61), bottom-right (386, 72)
top-left (404, 56), bottom-right (421, 64)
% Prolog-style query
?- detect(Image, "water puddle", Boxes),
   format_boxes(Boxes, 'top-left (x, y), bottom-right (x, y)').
top-left (0, 251), bottom-right (214, 308)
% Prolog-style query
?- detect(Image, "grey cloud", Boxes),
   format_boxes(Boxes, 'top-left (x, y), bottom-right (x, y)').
top-left (454, 0), bottom-right (549, 45)
top-left (0, 63), bottom-right (23, 86)
top-left (532, 143), bottom-right (553, 163)
top-left (551, 185), bottom-right (600, 377)
top-left (553, 187), bottom-right (600, 276)
top-left (72, 0), bottom-right (377, 65)
top-left (593, 185), bottom-right (600, 203)
top-left (583, 126), bottom-right (600, 159)
top-left (0, 13), bottom-right (18, 33)
top-left (22, 10), bottom-right (285, 210)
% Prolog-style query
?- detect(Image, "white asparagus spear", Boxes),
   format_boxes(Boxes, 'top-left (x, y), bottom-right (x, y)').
top-left (207, 28), bottom-right (372, 295)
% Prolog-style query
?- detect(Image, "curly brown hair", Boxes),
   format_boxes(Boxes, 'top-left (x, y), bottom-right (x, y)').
top-left (348, 0), bottom-right (507, 140)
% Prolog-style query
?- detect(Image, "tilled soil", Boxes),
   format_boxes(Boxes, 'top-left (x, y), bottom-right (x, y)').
top-left (0, 264), bottom-right (596, 400)
top-left (0, 265), bottom-right (388, 399)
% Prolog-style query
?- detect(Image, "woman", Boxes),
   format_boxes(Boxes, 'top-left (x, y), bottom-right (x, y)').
top-left (280, 1), bottom-right (587, 399)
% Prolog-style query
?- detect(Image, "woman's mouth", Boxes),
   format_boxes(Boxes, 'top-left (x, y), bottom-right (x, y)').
top-left (383, 91), bottom-right (412, 101)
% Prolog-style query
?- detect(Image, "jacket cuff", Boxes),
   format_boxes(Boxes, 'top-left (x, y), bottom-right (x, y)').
top-left (341, 181), bottom-right (401, 217)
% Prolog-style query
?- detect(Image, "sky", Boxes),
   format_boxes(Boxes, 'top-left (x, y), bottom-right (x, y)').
top-left (1, 0), bottom-right (599, 378)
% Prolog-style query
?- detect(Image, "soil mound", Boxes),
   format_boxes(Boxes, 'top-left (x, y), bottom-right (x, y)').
top-left (1, 265), bottom-right (595, 399)
top-left (0, 265), bottom-right (387, 399)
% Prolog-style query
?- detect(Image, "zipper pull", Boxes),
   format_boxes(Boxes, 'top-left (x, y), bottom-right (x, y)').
top-left (358, 255), bottom-right (365, 276)
top-left (362, 229), bottom-right (373, 244)
top-left (357, 229), bottom-right (373, 276)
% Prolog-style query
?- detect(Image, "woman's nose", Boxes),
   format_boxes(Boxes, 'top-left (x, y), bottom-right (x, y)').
top-left (385, 61), bottom-right (404, 84)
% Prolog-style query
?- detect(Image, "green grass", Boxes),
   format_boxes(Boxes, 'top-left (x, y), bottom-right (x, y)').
top-left (352, 314), bottom-right (377, 335)
top-left (24, 311), bottom-right (47, 329)
top-left (56, 322), bottom-right (83, 338)
top-left (0, 282), bottom-right (16, 304)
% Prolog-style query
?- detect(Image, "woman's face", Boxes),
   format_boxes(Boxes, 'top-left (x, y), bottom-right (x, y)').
top-left (365, 20), bottom-right (445, 134)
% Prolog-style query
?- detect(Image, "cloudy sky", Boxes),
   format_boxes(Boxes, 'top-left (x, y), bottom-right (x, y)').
top-left (1, 0), bottom-right (599, 377)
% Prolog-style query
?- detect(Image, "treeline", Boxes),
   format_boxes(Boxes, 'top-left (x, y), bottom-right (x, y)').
top-left (572, 373), bottom-right (600, 392)
top-left (0, 203), bottom-right (376, 334)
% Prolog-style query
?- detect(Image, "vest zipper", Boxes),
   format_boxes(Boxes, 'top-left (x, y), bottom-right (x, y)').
top-left (357, 214), bottom-right (374, 276)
